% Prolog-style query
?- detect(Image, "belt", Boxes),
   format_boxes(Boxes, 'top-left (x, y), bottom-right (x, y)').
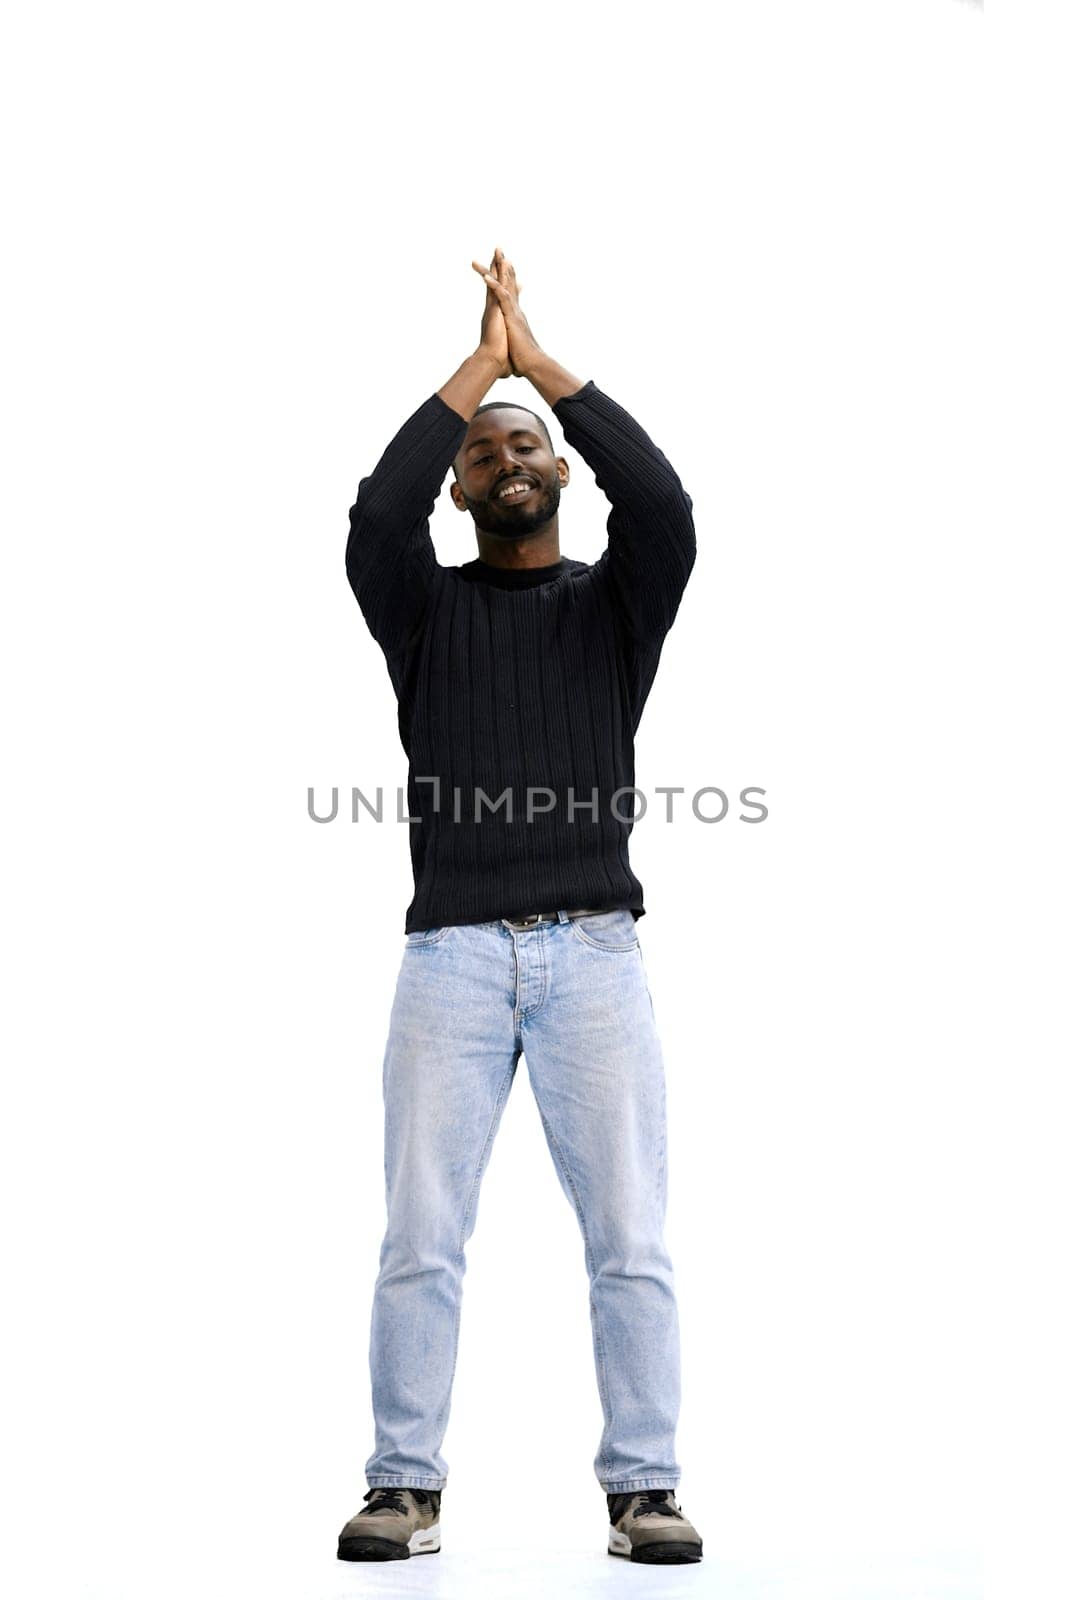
top-left (501, 907), bottom-right (609, 930)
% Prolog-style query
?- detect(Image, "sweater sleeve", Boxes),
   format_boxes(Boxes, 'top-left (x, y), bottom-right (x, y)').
top-left (345, 392), bottom-right (470, 658)
top-left (550, 380), bottom-right (697, 644)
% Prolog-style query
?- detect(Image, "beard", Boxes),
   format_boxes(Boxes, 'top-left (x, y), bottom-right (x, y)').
top-left (467, 473), bottom-right (563, 540)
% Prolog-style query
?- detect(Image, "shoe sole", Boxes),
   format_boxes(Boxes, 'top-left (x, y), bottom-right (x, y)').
top-left (338, 1523), bottom-right (441, 1561)
top-left (608, 1528), bottom-right (702, 1563)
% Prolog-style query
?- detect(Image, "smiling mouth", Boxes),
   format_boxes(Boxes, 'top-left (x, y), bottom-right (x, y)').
top-left (494, 478), bottom-right (538, 504)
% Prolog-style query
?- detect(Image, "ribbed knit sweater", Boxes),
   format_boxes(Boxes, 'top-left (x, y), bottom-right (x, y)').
top-left (345, 379), bottom-right (696, 933)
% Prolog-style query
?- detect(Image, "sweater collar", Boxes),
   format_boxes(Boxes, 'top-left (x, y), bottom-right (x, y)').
top-left (457, 556), bottom-right (576, 590)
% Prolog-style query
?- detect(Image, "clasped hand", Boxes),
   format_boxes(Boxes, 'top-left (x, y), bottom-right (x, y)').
top-left (473, 247), bottom-right (541, 379)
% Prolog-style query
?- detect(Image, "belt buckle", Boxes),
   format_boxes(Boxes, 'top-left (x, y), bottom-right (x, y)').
top-left (505, 911), bottom-right (544, 930)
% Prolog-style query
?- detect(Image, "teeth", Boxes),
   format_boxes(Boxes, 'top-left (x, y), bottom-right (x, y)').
top-left (499, 481), bottom-right (531, 498)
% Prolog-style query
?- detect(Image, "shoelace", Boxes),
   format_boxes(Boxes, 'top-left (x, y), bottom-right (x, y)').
top-left (362, 1487), bottom-right (425, 1516)
top-left (629, 1490), bottom-right (683, 1519)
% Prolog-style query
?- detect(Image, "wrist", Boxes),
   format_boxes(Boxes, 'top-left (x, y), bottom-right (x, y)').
top-left (473, 345), bottom-right (509, 382)
top-left (511, 341), bottom-right (544, 380)
top-left (521, 349), bottom-right (585, 407)
top-left (437, 346), bottom-right (507, 421)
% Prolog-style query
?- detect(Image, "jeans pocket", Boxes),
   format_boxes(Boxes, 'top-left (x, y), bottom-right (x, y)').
top-left (405, 925), bottom-right (454, 947)
top-left (569, 909), bottom-right (640, 952)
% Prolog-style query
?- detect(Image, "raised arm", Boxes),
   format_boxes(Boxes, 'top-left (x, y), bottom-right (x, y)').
top-left (345, 396), bottom-right (465, 659)
top-left (549, 381), bottom-right (696, 644)
top-left (345, 253), bottom-right (512, 659)
top-left (480, 254), bottom-right (696, 645)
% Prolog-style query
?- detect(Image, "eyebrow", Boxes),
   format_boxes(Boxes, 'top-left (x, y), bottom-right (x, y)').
top-left (464, 428), bottom-right (541, 454)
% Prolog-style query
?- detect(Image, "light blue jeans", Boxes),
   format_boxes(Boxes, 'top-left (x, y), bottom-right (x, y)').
top-left (364, 908), bottom-right (682, 1494)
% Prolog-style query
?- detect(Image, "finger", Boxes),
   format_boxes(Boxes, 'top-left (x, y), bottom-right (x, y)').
top-left (472, 262), bottom-right (497, 307)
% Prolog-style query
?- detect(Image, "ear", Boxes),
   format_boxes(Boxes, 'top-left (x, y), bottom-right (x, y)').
top-left (556, 455), bottom-right (570, 487)
top-left (449, 480), bottom-right (467, 511)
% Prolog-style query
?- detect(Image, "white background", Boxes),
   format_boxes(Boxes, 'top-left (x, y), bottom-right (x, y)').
top-left (3, 3), bottom-right (1064, 1598)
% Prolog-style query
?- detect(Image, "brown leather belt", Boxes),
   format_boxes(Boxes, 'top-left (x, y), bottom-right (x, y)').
top-left (501, 907), bottom-right (613, 930)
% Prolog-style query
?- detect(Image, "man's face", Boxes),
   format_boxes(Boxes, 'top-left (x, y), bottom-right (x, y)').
top-left (451, 408), bottom-right (567, 539)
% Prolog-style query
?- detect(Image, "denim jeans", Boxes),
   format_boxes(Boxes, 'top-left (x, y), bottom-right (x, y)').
top-left (364, 908), bottom-right (682, 1494)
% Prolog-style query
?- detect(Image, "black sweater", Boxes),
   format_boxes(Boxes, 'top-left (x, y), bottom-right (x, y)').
top-left (345, 379), bottom-right (696, 933)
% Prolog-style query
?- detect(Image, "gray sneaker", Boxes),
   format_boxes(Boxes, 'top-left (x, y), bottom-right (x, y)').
top-left (606, 1489), bottom-right (703, 1563)
top-left (337, 1486), bottom-right (442, 1561)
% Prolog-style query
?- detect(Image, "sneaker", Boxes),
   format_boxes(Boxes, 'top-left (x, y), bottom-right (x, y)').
top-left (606, 1488), bottom-right (703, 1563)
top-left (336, 1486), bottom-right (442, 1561)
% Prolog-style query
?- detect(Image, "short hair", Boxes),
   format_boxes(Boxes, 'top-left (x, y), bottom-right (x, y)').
top-left (471, 400), bottom-right (553, 448)
top-left (453, 401), bottom-right (554, 477)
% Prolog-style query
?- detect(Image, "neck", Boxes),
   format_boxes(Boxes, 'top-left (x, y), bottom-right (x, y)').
top-left (474, 517), bottom-right (562, 570)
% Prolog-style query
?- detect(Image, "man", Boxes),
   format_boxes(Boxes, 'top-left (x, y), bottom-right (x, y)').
top-left (337, 250), bottom-right (701, 1565)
